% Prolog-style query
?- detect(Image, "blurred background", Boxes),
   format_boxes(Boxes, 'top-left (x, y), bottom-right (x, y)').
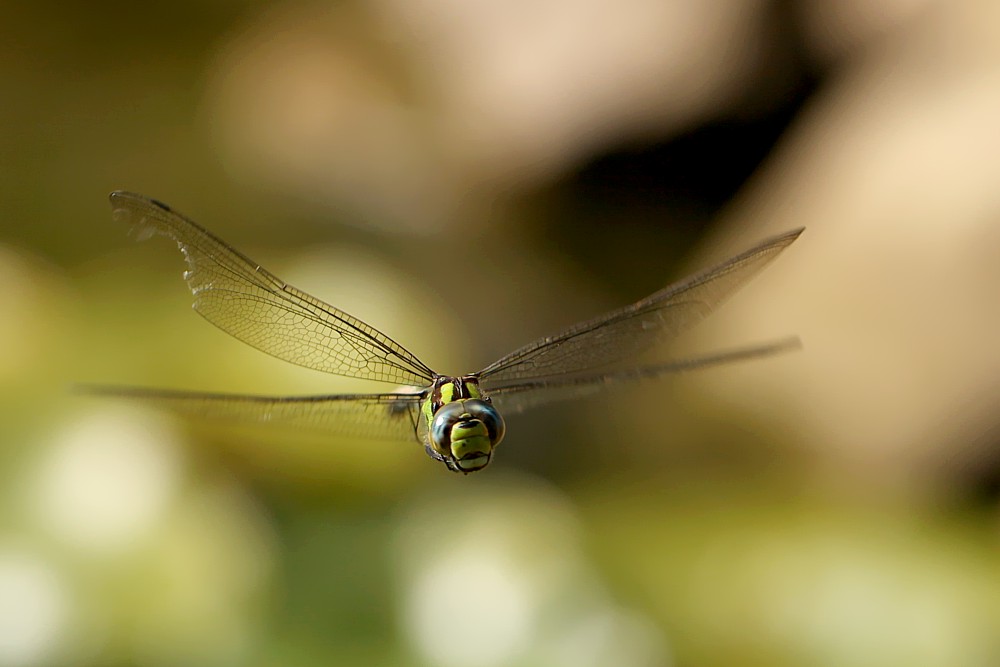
top-left (2, 0), bottom-right (1000, 665)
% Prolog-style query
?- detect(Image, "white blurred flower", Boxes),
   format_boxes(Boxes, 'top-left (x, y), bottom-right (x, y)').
top-left (0, 546), bottom-right (68, 667)
top-left (30, 407), bottom-right (181, 556)
top-left (394, 475), bottom-right (671, 667)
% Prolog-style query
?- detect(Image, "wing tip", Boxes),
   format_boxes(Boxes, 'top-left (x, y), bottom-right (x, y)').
top-left (109, 190), bottom-right (172, 212)
top-left (772, 226), bottom-right (805, 247)
top-left (108, 191), bottom-right (174, 240)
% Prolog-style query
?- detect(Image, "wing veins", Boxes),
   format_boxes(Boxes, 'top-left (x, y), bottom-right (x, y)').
top-left (478, 228), bottom-right (802, 386)
top-left (487, 337), bottom-right (801, 414)
top-left (111, 191), bottom-right (436, 386)
top-left (77, 384), bottom-right (427, 442)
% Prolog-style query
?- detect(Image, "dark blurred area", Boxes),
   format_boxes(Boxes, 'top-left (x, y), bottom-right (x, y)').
top-left (2, 1), bottom-right (999, 666)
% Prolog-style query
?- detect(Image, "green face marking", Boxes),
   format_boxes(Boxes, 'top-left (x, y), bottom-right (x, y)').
top-left (449, 420), bottom-right (491, 458)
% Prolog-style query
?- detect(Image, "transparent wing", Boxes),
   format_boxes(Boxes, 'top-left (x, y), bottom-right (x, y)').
top-left (488, 337), bottom-right (800, 415)
top-left (77, 384), bottom-right (426, 442)
top-left (478, 228), bottom-right (802, 388)
top-left (109, 191), bottom-right (436, 386)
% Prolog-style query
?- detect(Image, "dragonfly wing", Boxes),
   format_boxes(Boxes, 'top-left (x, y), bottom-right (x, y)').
top-left (78, 385), bottom-right (427, 442)
top-left (109, 192), bottom-right (436, 386)
top-left (478, 228), bottom-right (802, 389)
top-left (488, 337), bottom-right (799, 414)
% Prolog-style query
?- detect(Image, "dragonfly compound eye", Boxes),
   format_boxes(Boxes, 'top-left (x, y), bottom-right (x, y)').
top-left (430, 399), bottom-right (506, 472)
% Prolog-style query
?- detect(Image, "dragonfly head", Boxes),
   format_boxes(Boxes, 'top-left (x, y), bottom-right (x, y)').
top-left (429, 399), bottom-right (506, 473)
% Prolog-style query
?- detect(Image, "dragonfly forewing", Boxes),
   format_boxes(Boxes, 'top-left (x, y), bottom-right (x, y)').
top-left (477, 228), bottom-right (803, 388)
top-left (109, 191), bottom-right (436, 387)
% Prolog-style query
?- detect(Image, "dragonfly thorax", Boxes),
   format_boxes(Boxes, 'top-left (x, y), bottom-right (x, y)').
top-left (422, 376), bottom-right (505, 473)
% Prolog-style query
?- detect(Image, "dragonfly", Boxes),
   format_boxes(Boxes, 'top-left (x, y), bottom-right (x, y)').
top-left (84, 191), bottom-right (802, 473)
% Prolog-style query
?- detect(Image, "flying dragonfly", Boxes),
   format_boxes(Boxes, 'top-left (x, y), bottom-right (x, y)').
top-left (83, 191), bottom-right (802, 473)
